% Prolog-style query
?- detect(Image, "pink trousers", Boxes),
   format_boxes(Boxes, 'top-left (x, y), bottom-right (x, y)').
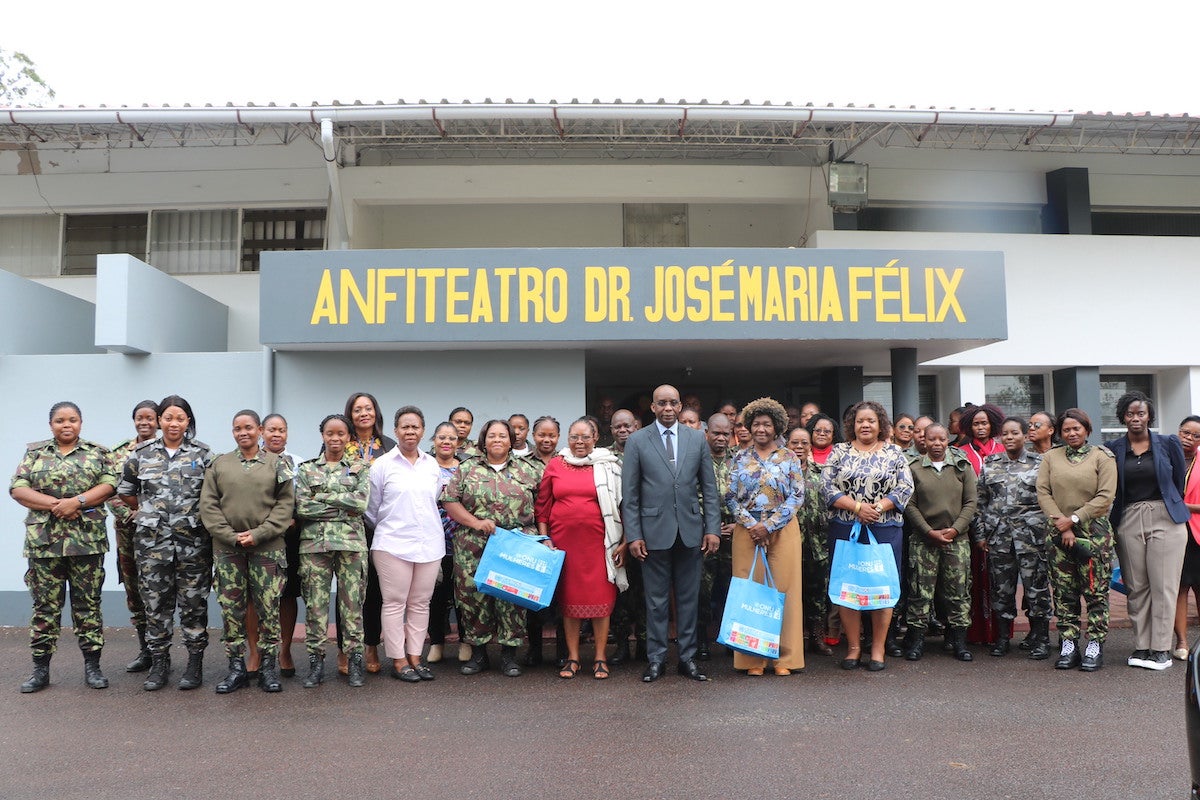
top-left (372, 551), bottom-right (441, 658)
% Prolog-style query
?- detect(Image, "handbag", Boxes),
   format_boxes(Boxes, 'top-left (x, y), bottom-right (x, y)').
top-left (472, 526), bottom-right (565, 612)
top-left (717, 545), bottom-right (785, 658)
top-left (828, 521), bottom-right (901, 610)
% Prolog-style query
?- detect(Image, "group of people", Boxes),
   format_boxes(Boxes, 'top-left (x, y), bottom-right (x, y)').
top-left (10, 384), bottom-right (1198, 694)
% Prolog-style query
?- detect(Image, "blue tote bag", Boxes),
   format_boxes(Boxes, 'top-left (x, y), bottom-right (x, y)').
top-left (718, 545), bottom-right (785, 659)
top-left (472, 527), bottom-right (565, 612)
top-left (828, 522), bottom-right (901, 610)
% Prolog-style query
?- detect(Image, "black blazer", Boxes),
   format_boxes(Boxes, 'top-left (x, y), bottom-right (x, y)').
top-left (1103, 431), bottom-right (1188, 527)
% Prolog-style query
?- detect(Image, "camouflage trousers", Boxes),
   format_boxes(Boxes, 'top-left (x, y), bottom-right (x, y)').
top-left (25, 554), bottom-right (105, 656)
top-left (906, 533), bottom-right (972, 630)
top-left (300, 549), bottom-right (367, 656)
top-left (800, 523), bottom-right (831, 632)
top-left (610, 554), bottom-right (646, 647)
top-left (452, 527), bottom-right (524, 647)
top-left (215, 549), bottom-right (285, 659)
top-left (115, 522), bottom-right (146, 629)
top-left (136, 528), bottom-right (212, 655)
top-left (988, 536), bottom-right (1051, 621)
top-left (698, 535), bottom-right (733, 631)
top-left (1049, 523), bottom-right (1114, 643)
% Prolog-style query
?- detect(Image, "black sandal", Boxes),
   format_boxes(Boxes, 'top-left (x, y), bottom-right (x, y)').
top-left (558, 659), bottom-right (581, 679)
top-left (592, 660), bottom-right (610, 680)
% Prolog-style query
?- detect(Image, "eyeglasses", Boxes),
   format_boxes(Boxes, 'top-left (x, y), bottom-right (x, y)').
top-left (567, 434), bottom-right (594, 442)
top-left (1029, 422), bottom-right (1048, 430)
top-left (1179, 429), bottom-right (1200, 440)
top-left (653, 400), bottom-right (681, 408)
top-left (896, 424), bottom-right (915, 431)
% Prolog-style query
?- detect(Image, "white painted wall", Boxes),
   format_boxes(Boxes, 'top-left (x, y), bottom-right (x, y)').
top-left (372, 204), bottom-right (623, 248)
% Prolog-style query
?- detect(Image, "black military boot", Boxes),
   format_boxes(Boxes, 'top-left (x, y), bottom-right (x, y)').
top-left (951, 628), bottom-right (974, 662)
top-left (885, 620), bottom-right (904, 658)
top-left (609, 636), bottom-right (631, 665)
top-left (1079, 639), bottom-right (1103, 672)
top-left (1054, 638), bottom-right (1080, 670)
top-left (215, 656), bottom-right (248, 694)
top-left (20, 653), bottom-right (51, 693)
top-left (178, 651), bottom-right (203, 690)
top-left (346, 653), bottom-right (365, 688)
top-left (500, 645), bottom-right (522, 677)
top-left (126, 626), bottom-right (152, 673)
top-left (523, 612), bottom-right (544, 666)
top-left (303, 653), bottom-right (325, 688)
top-left (460, 645), bottom-right (490, 675)
top-left (990, 619), bottom-right (1012, 657)
top-left (143, 652), bottom-right (171, 691)
top-left (259, 654), bottom-right (283, 692)
top-left (1027, 618), bottom-right (1051, 661)
top-left (83, 651), bottom-right (109, 689)
top-left (902, 628), bottom-right (926, 661)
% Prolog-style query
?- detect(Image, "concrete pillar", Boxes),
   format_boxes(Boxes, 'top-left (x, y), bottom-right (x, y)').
top-left (822, 365), bottom-right (863, 425)
top-left (1052, 366), bottom-right (1103, 444)
top-left (890, 347), bottom-right (919, 419)
top-left (1044, 167), bottom-right (1092, 234)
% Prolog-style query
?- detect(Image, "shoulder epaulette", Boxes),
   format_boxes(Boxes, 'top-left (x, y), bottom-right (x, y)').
top-left (1096, 446), bottom-right (1116, 459)
top-left (25, 439), bottom-right (52, 451)
top-left (189, 439), bottom-right (211, 452)
top-left (134, 438), bottom-right (159, 452)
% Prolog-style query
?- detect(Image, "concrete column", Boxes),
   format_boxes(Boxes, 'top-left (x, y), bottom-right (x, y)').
top-left (1052, 366), bottom-right (1103, 444)
top-left (890, 347), bottom-right (919, 419)
top-left (822, 365), bottom-right (863, 424)
top-left (1044, 167), bottom-right (1092, 234)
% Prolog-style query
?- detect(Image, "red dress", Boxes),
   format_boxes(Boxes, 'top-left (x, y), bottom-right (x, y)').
top-left (535, 457), bottom-right (617, 619)
top-left (963, 438), bottom-right (1003, 644)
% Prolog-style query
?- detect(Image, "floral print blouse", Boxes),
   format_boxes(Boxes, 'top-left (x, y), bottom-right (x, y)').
top-left (820, 442), bottom-right (913, 526)
top-left (724, 446), bottom-right (805, 533)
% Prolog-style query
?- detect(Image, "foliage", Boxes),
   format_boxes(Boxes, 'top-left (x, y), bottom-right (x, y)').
top-left (0, 47), bottom-right (55, 106)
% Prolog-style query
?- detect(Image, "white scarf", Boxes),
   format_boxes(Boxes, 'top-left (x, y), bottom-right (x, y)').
top-left (559, 446), bottom-right (628, 592)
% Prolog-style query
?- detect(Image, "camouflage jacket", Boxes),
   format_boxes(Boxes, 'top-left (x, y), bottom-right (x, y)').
top-left (10, 438), bottom-right (118, 558)
top-left (439, 455), bottom-right (538, 536)
top-left (295, 455), bottom-right (370, 554)
top-left (117, 437), bottom-right (212, 537)
top-left (106, 438), bottom-right (141, 528)
top-left (520, 452), bottom-right (554, 480)
top-left (977, 448), bottom-right (1046, 547)
top-left (795, 462), bottom-right (828, 540)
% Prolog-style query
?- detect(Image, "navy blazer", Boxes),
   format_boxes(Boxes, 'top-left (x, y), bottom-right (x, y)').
top-left (620, 423), bottom-right (720, 549)
top-left (1103, 431), bottom-right (1188, 527)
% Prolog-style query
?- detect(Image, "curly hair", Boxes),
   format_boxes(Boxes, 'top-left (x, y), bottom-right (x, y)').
top-left (740, 397), bottom-right (789, 438)
top-left (959, 403), bottom-right (1005, 440)
top-left (843, 400), bottom-right (892, 442)
top-left (1116, 390), bottom-right (1155, 427)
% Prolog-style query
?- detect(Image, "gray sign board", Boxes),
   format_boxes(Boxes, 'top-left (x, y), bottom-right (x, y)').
top-left (259, 248), bottom-right (1006, 346)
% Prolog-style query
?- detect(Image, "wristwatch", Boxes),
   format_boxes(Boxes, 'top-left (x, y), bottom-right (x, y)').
top-left (1070, 514), bottom-right (1080, 525)
top-left (76, 495), bottom-right (87, 508)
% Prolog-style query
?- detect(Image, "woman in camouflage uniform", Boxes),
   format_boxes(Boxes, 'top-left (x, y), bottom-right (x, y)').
top-left (117, 395), bottom-right (214, 692)
top-left (295, 414), bottom-right (370, 687)
top-left (787, 425), bottom-right (832, 655)
top-left (440, 418), bottom-right (539, 677)
top-left (10, 401), bottom-right (118, 692)
top-left (106, 399), bottom-right (159, 673)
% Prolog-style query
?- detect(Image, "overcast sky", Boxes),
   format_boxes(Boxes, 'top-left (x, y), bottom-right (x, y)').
top-left (7, 1), bottom-right (1196, 114)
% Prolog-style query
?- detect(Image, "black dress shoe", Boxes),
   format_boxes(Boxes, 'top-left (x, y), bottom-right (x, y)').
top-left (696, 641), bottom-right (711, 661)
top-left (677, 659), bottom-right (708, 682)
top-left (642, 662), bottom-right (665, 682)
top-left (866, 660), bottom-right (886, 672)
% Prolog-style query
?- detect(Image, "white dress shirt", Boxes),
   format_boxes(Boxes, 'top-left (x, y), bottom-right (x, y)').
top-left (366, 447), bottom-right (446, 563)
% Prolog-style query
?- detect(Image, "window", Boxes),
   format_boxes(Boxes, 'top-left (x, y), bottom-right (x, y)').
top-left (0, 215), bottom-right (60, 277)
top-left (241, 208), bottom-right (326, 272)
top-left (623, 203), bottom-right (688, 247)
top-left (1093, 212), bottom-right (1200, 237)
top-left (62, 213), bottom-right (148, 275)
top-left (150, 210), bottom-right (240, 274)
top-left (862, 375), bottom-right (938, 421)
top-left (985, 374), bottom-right (1046, 422)
top-left (1100, 374), bottom-right (1156, 431)
top-left (858, 206), bottom-right (1042, 234)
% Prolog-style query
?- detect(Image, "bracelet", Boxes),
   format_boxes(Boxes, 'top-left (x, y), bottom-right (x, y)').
top-left (854, 501), bottom-right (861, 515)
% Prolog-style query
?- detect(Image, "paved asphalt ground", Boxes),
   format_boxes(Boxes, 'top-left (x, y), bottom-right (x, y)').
top-left (0, 621), bottom-right (1189, 800)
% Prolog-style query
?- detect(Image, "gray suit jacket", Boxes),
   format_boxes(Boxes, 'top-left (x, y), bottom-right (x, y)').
top-left (621, 423), bottom-right (720, 549)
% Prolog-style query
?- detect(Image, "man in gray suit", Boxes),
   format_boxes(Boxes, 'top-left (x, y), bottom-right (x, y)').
top-left (622, 384), bottom-right (721, 682)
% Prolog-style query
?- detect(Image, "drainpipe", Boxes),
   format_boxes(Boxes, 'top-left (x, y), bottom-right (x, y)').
top-left (321, 118), bottom-right (349, 250)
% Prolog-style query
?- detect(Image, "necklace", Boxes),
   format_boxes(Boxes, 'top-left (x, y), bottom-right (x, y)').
top-left (852, 441), bottom-right (881, 455)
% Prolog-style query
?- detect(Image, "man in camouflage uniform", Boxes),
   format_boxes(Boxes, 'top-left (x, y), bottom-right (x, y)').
top-left (440, 445), bottom-right (539, 677)
top-left (697, 412), bottom-right (735, 659)
top-left (902, 424), bottom-right (978, 662)
top-left (10, 415), bottom-right (118, 692)
top-left (976, 420), bottom-right (1050, 658)
top-left (295, 451), bottom-right (369, 687)
top-left (199, 440), bottom-right (295, 693)
top-left (607, 409), bottom-right (647, 663)
top-left (117, 432), bottom-right (214, 691)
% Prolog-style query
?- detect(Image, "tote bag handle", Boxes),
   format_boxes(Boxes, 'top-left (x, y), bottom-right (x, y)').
top-left (747, 544), bottom-right (777, 591)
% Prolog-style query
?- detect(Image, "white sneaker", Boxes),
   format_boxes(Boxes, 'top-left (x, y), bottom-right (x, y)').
top-left (1173, 647), bottom-right (1189, 661)
top-left (1145, 650), bottom-right (1172, 670)
top-left (1127, 649), bottom-right (1152, 668)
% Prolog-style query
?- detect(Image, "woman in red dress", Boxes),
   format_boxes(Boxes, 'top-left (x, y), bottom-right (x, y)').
top-left (535, 418), bottom-right (627, 679)
top-left (959, 403), bottom-right (1005, 645)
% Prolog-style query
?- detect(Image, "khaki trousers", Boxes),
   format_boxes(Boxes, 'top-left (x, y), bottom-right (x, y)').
top-left (731, 519), bottom-right (805, 671)
top-left (1116, 500), bottom-right (1188, 651)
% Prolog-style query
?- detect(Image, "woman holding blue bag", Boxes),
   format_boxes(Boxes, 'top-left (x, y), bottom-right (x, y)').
top-left (821, 401), bottom-right (913, 671)
top-left (727, 398), bottom-right (806, 676)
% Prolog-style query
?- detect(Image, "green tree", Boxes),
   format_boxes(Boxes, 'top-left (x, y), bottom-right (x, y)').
top-left (0, 47), bottom-right (55, 106)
